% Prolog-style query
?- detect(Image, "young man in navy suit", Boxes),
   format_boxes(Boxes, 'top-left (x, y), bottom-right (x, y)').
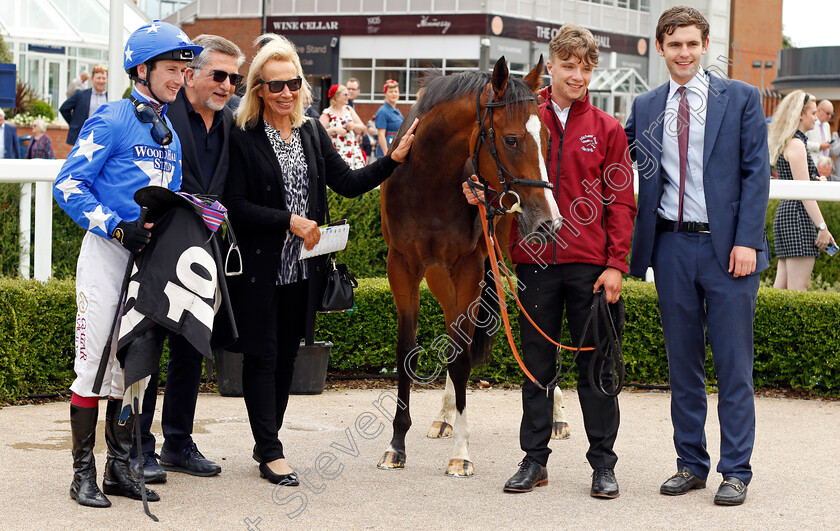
top-left (625, 6), bottom-right (770, 506)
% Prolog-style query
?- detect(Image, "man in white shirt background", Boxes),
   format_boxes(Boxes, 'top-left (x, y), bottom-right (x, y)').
top-left (805, 99), bottom-right (834, 159)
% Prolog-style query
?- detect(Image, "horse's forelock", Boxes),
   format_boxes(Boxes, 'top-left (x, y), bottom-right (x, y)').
top-left (414, 69), bottom-right (537, 119)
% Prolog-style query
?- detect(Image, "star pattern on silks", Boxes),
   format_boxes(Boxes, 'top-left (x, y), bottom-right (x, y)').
top-left (146, 23), bottom-right (160, 34)
top-left (177, 30), bottom-right (191, 44)
top-left (74, 132), bottom-right (105, 163)
top-left (124, 45), bottom-right (133, 63)
top-left (134, 159), bottom-right (174, 188)
top-left (83, 205), bottom-right (111, 233)
top-left (56, 175), bottom-right (82, 202)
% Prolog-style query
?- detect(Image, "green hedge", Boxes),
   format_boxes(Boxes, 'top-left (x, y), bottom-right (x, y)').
top-left (3, 277), bottom-right (838, 402)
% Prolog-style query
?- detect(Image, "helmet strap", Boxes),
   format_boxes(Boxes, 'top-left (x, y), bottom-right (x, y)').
top-left (133, 62), bottom-right (165, 106)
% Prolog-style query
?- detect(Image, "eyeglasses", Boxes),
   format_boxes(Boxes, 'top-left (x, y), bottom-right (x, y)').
top-left (131, 97), bottom-right (173, 146)
top-left (199, 68), bottom-right (244, 86)
top-left (258, 77), bottom-right (303, 93)
top-left (92, 66), bottom-right (108, 73)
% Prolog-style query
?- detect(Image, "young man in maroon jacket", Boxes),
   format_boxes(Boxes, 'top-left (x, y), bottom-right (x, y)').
top-left (464, 24), bottom-right (636, 497)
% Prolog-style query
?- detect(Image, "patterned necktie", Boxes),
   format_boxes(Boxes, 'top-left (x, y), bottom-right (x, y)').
top-left (677, 86), bottom-right (690, 226)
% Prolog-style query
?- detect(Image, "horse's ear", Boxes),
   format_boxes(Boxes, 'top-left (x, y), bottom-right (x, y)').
top-left (523, 54), bottom-right (545, 93)
top-left (491, 56), bottom-right (509, 100)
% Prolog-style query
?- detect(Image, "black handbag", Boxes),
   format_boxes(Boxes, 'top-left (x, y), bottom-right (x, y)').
top-left (318, 258), bottom-right (358, 313)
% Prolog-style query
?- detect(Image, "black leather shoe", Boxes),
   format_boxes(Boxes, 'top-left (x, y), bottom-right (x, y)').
top-left (660, 466), bottom-right (707, 495)
top-left (130, 452), bottom-right (167, 484)
top-left (591, 467), bottom-right (619, 498)
top-left (503, 457), bottom-right (548, 493)
top-left (160, 442), bottom-right (221, 477)
top-left (259, 462), bottom-right (300, 486)
top-left (252, 444), bottom-right (262, 464)
top-left (714, 477), bottom-right (747, 506)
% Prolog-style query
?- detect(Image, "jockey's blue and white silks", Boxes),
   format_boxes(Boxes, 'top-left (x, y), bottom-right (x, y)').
top-left (53, 88), bottom-right (183, 238)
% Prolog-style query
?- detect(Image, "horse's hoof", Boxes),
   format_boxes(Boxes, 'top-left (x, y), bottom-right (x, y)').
top-left (427, 421), bottom-right (453, 439)
top-left (377, 451), bottom-right (406, 470)
top-left (445, 459), bottom-right (474, 477)
top-left (551, 421), bottom-right (570, 440)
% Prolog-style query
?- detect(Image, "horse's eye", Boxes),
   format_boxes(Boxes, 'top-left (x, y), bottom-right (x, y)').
top-left (504, 137), bottom-right (519, 149)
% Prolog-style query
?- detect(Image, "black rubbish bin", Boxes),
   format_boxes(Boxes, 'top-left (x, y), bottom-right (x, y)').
top-left (215, 350), bottom-right (244, 397)
top-left (290, 341), bottom-right (332, 395)
top-left (215, 342), bottom-right (332, 397)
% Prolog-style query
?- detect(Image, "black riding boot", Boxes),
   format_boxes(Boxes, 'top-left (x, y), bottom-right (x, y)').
top-left (102, 398), bottom-right (160, 502)
top-left (69, 403), bottom-right (111, 508)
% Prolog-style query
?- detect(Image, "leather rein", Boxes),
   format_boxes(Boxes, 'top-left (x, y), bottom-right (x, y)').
top-left (466, 87), bottom-right (625, 397)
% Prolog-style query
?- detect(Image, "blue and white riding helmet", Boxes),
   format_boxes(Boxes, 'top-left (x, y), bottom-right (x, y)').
top-left (124, 20), bottom-right (203, 85)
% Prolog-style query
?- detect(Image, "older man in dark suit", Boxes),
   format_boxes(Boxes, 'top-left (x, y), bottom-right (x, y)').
top-left (0, 108), bottom-right (20, 159)
top-left (131, 34), bottom-right (244, 483)
top-left (625, 6), bottom-right (770, 506)
top-left (60, 66), bottom-right (108, 145)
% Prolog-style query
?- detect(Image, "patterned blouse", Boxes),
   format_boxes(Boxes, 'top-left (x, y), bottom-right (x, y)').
top-left (264, 122), bottom-right (309, 285)
top-left (25, 135), bottom-right (55, 160)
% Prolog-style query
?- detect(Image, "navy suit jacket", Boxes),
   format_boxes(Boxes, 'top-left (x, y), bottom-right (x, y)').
top-left (60, 88), bottom-right (106, 146)
top-left (2, 123), bottom-right (20, 159)
top-left (625, 72), bottom-right (770, 279)
top-left (166, 89), bottom-right (234, 197)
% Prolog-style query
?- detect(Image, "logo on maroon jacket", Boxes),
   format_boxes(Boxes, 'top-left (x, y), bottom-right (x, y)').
top-left (579, 134), bottom-right (598, 152)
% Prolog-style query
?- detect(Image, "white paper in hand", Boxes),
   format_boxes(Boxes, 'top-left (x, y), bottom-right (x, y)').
top-left (299, 224), bottom-right (350, 259)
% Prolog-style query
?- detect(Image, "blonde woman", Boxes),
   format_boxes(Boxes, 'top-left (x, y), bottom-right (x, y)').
top-left (319, 84), bottom-right (366, 169)
top-left (769, 90), bottom-right (836, 290)
top-left (223, 34), bottom-right (417, 485)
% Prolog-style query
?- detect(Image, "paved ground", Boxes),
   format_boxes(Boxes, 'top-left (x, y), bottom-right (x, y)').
top-left (1, 386), bottom-right (838, 530)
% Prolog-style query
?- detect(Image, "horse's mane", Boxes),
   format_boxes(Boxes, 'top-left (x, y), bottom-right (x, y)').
top-left (414, 69), bottom-right (536, 120)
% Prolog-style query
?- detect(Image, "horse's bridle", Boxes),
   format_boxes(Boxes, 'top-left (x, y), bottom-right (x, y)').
top-left (469, 87), bottom-right (553, 221)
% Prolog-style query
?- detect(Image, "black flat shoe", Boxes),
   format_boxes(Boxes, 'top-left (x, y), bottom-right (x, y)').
top-left (660, 466), bottom-right (706, 495)
top-left (503, 457), bottom-right (548, 493)
top-left (259, 462), bottom-right (300, 486)
top-left (714, 477), bottom-right (747, 506)
top-left (252, 445), bottom-right (262, 464)
top-left (591, 467), bottom-right (619, 499)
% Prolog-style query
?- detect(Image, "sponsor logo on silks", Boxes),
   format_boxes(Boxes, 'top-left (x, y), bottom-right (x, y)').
top-left (77, 291), bottom-right (88, 313)
top-left (580, 134), bottom-right (598, 153)
top-left (133, 145), bottom-right (178, 163)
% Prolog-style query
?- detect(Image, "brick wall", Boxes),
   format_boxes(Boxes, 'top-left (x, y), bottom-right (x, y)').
top-left (179, 18), bottom-right (263, 76)
top-left (729, 0), bottom-right (783, 89)
top-left (16, 124), bottom-right (72, 159)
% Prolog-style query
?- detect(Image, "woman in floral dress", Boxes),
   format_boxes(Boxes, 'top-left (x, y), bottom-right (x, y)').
top-left (319, 84), bottom-right (367, 169)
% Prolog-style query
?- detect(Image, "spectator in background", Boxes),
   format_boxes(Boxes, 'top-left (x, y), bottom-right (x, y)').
top-left (770, 90), bottom-right (835, 291)
top-left (831, 124), bottom-right (840, 179)
top-left (60, 66), bottom-right (108, 145)
top-left (66, 69), bottom-right (90, 97)
top-left (361, 120), bottom-right (376, 163)
top-left (345, 77), bottom-right (360, 107)
top-left (805, 99), bottom-right (834, 159)
top-left (320, 84), bottom-right (366, 170)
top-left (0, 108), bottom-right (21, 159)
top-left (816, 156), bottom-right (833, 181)
top-left (375, 79), bottom-right (403, 158)
top-left (25, 118), bottom-right (55, 159)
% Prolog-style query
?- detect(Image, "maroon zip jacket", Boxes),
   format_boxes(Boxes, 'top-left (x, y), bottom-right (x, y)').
top-left (510, 89), bottom-right (637, 273)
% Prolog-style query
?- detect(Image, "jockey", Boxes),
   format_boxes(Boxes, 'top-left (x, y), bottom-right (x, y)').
top-left (53, 20), bottom-right (201, 509)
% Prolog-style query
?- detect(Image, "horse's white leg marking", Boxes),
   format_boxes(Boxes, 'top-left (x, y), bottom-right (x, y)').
top-left (451, 409), bottom-right (470, 461)
top-left (435, 373), bottom-right (456, 425)
top-left (552, 387), bottom-right (566, 424)
top-left (526, 114), bottom-right (562, 222)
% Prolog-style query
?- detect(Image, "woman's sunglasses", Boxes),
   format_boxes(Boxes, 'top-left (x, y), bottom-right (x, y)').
top-left (258, 77), bottom-right (303, 93)
top-left (131, 97), bottom-right (173, 146)
top-left (200, 68), bottom-right (244, 86)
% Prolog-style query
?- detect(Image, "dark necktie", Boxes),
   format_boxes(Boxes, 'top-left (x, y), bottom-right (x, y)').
top-left (677, 86), bottom-right (689, 226)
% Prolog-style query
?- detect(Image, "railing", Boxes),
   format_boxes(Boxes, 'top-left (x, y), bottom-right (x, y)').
top-left (2, 159), bottom-right (840, 283)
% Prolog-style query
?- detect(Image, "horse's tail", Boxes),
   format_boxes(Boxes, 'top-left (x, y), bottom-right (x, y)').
top-left (470, 258), bottom-right (499, 368)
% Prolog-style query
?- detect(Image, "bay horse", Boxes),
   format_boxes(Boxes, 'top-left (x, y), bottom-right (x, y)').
top-left (378, 57), bottom-right (564, 477)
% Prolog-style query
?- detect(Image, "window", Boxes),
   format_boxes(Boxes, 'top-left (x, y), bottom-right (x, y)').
top-left (341, 58), bottom-right (479, 103)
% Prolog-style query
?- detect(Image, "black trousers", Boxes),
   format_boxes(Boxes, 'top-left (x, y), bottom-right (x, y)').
top-left (134, 333), bottom-right (205, 456)
top-left (242, 280), bottom-right (308, 463)
top-left (516, 263), bottom-right (620, 469)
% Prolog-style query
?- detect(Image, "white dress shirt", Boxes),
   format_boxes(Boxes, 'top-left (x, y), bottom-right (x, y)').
top-left (551, 99), bottom-right (570, 129)
top-left (805, 119), bottom-right (831, 158)
top-left (658, 72), bottom-right (709, 223)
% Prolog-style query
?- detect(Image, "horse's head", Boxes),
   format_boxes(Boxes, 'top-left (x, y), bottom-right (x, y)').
top-left (471, 56), bottom-right (562, 241)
